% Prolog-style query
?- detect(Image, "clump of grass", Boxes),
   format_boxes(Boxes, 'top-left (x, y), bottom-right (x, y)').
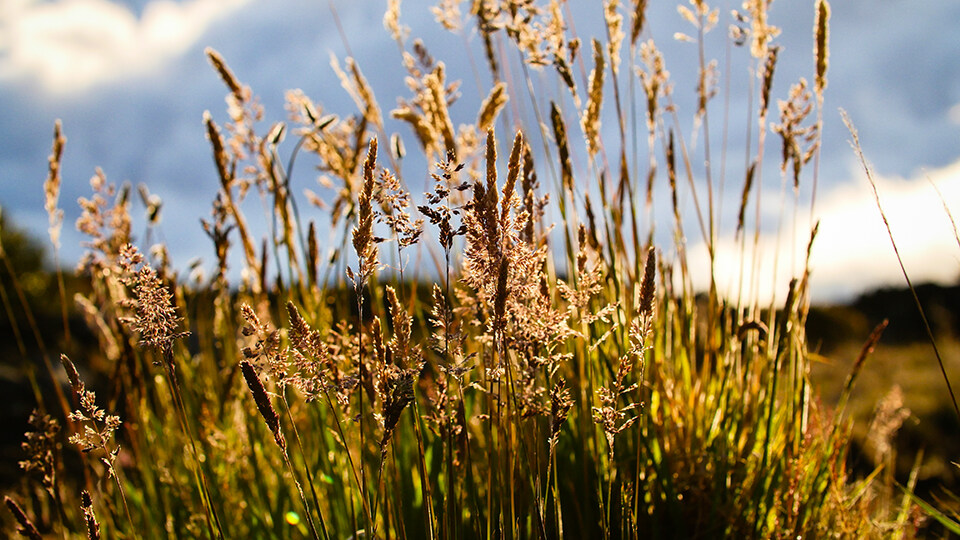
top-left (3, 1), bottom-right (938, 538)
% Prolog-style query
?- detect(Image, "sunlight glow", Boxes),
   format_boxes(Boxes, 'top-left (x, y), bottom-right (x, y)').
top-left (689, 158), bottom-right (960, 304)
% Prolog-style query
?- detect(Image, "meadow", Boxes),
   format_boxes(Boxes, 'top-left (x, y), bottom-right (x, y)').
top-left (3, 0), bottom-right (959, 537)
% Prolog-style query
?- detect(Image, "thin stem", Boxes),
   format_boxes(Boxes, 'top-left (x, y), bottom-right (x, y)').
top-left (161, 348), bottom-right (224, 539)
top-left (843, 111), bottom-right (960, 423)
top-left (280, 448), bottom-right (322, 540)
top-left (354, 278), bottom-right (372, 535)
top-left (282, 393), bottom-right (330, 540)
top-left (322, 384), bottom-right (375, 529)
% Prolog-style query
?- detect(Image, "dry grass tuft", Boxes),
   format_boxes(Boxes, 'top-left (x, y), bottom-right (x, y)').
top-left (4, 1), bottom-right (937, 538)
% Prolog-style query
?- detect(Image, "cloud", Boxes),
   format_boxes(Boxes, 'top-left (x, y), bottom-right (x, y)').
top-left (0, 0), bottom-right (250, 94)
top-left (689, 158), bottom-right (960, 305)
top-left (1, 0), bottom-right (959, 304)
top-left (951, 103), bottom-right (960, 126)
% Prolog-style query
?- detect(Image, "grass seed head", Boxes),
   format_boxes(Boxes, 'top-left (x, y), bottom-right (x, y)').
top-left (638, 246), bottom-right (657, 318)
top-left (205, 47), bottom-right (244, 102)
top-left (81, 490), bottom-right (101, 540)
top-left (582, 39), bottom-right (606, 156)
top-left (4, 496), bottom-right (42, 540)
top-left (352, 138), bottom-right (380, 282)
top-left (60, 353), bottom-right (83, 395)
top-left (815, 0), bottom-right (830, 96)
top-left (19, 410), bottom-right (60, 493)
top-left (759, 45), bottom-right (780, 119)
top-left (118, 244), bottom-right (187, 355)
top-left (44, 120), bottom-right (65, 249)
top-left (477, 81), bottom-right (508, 133)
top-left (494, 256), bottom-right (509, 334)
top-left (604, 0), bottom-right (624, 74)
top-left (240, 360), bottom-right (286, 452)
top-left (631, 0), bottom-right (648, 45)
top-left (549, 378), bottom-right (573, 449)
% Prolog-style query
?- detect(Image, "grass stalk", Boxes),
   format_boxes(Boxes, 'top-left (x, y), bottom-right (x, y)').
top-left (161, 348), bottom-right (224, 539)
top-left (842, 110), bottom-right (960, 424)
top-left (281, 392), bottom-right (330, 540)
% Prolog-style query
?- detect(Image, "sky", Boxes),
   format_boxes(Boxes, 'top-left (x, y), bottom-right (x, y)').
top-left (1, 0), bottom-right (958, 304)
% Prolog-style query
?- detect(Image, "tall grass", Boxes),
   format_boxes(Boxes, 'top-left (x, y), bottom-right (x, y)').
top-left (3, 1), bottom-right (929, 537)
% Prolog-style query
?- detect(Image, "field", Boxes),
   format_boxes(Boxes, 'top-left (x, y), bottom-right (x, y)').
top-left (3, 0), bottom-right (959, 538)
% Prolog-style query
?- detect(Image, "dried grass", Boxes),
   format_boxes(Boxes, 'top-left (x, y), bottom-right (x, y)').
top-left (3, 1), bottom-right (928, 538)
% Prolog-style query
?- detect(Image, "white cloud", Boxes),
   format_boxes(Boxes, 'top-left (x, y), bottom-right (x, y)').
top-left (950, 103), bottom-right (960, 126)
top-left (0, 0), bottom-right (250, 94)
top-left (688, 160), bottom-right (960, 305)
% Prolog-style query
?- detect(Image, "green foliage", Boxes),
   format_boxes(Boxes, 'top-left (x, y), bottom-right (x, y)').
top-left (0, 211), bottom-right (52, 313)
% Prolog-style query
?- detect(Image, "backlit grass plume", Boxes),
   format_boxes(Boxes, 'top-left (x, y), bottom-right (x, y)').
top-left (4, 1), bottom-right (937, 538)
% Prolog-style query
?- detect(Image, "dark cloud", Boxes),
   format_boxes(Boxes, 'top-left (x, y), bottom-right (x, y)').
top-left (825, 0), bottom-right (960, 173)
